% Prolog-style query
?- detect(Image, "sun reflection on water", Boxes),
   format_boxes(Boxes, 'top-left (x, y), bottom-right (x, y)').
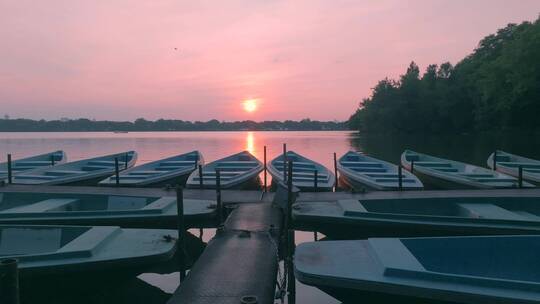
top-left (246, 131), bottom-right (255, 155)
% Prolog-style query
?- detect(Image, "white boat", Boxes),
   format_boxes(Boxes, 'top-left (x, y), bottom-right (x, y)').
top-left (268, 151), bottom-right (335, 191)
top-left (296, 235), bottom-right (540, 303)
top-left (338, 151), bottom-right (423, 191)
top-left (186, 151), bottom-right (263, 189)
top-left (401, 150), bottom-right (532, 189)
top-left (488, 150), bottom-right (540, 185)
top-left (99, 151), bottom-right (203, 187)
top-left (0, 151), bottom-right (66, 180)
top-left (12, 151), bottom-right (137, 185)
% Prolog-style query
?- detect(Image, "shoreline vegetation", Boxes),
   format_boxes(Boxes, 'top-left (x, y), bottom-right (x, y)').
top-left (0, 118), bottom-right (347, 132)
top-left (348, 18), bottom-right (540, 135)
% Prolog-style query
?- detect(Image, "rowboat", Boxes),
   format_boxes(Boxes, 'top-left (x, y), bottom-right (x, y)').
top-left (11, 151), bottom-right (137, 185)
top-left (0, 151), bottom-right (66, 179)
top-left (293, 194), bottom-right (540, 239)
top-left (0, 225), bottom-right (177, 294)
top-left (268, 151), bottom-right (335, 192)
top-left (401, 150), bottom-right (532, 189)
top-left (295, 235), bottom-right (540, 303)
top-left (487, 150), bottom-right (540, 185)
top-left (338, 151), bottom-right (423, 191)
top-left (0, 190), bottom-right (216, 229)
top-left (186, 151), bottom-right (263, 189)
top-left (99, 151), bottom-right (203, 187)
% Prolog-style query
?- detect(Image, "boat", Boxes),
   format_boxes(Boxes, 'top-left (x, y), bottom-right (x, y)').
top-left (0, 224), bottom-right (177, 294)
top-left (401, 150), bottom-right (532, 189)
top-left (99, 151), bottom-right (203, 187)
top-left (338, 151), bottom-right (423, 191)
top-left (268, 151), bottom-right (335, 192)
top-left (0, 151), bottom-right (66, 179)
top-left (186, 151), bottom-right (263, 189)
top-left (293, 192), bottom-right (540, 239)
top-left (295, 235), bottom-right (540, 303)
top-left (11, 151), bottom-right (137, 185)
top-left (487, 150), bottom-right (540, 185)
top-left (0, 190), bottom-right (216, 229)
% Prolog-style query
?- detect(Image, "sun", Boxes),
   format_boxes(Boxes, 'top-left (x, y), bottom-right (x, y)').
top-left (243, 99), bottom-right (258, 113)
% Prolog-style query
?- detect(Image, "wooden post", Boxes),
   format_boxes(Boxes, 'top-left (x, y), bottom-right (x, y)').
top-left (50, 154), bottom-right (55, 166)
top-left (493, 150), bottom-right (497, 171)
top-left (176, 186), bottom-right (186, 281)
top-left (114, 157), bottom-right (120, 186)
top-left (333, 152), bottom-right (338, 192)
top-left (283, 143), bottom-right (287, 182)
top-left (7, 154), bottom-right (12, 184)
top-left (313, 232), bottom-right (318, 241)
top-left (263, 145), bottom-right (267, 192)
top-left (287, 160), bottom-right (294, 227)
top-left (410, 160), bottom-right (415, 174)
top-left (313, 170), bottom-right (318, 192)
top-left (215, 168), bottom-right (223, 224)
top-left (0, 258), bottom-right (19, 304)
top-left (518, 165), bottom-right (523, 188)
top-left (398, 165), bottom-right (403, 191)
top-left (287, 228), bottom-right (296, 304)
top-left (198, 165), bottom-right (204, 188)
top-left (124, 153), bottom-right (129, 169)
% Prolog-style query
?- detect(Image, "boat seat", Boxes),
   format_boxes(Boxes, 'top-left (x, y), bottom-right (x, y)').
top-left (351, 168), bottom-right (386, 173)
top-left (374, 178), bottom-right (417, 183)
top-left (14, 161), bottom-right (52, 166)
top-left (414, 161), bottom-right (452, 168)
top-left (12, 175), bottom-right (57, 180)
top-left (512, 210), bottom-right (540, 220)
top-left (44, 170), bottom-right (85, 176)
top-left (524, 168), bottom-right (540, 173)
top-left (3, 198), bottom-right (79, 213)
top-left (497, 162), bottom-right (540, 169)
top-left (470, 177), bottom-right (516, 183)
top-left (458, 203), bottom-right (525, 221)
top-left (365, 173), bottom-right (402, 178)
top-left (274, 161), bottom-right (315, 168)
top-left (292, 171), bottom-right (328, 178)
top-left (338, 199), bottom-right (368, 216)
top-left (87, 161), bottom-right (116, 166)
top-left (81, 165), bottom-right (114, 171)
top-left (459, 174), bottom-right (495, 178)
top-left (127, 171), bottom-right (162, 175)
top-left (159, 161), bottom-right (196, 166)
top-left (341, 161), bottom-right (383, 168)
top-left (433, 168), bottom-right (459, 172)
top-left (293, 176), bottom-right (329, 182)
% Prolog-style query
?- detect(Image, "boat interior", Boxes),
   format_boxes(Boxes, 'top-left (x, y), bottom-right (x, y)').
top-left (402, 236), bottom-right (540, 282)
top-left (192, 152), bottom-right (260, 183)
top-left (341, 152), bottom-right (417, 184)
top-left (0, 226), bottom-right (90, 255)
top-left (0, 192), bottom-right (162, 213)
top-left (344, 197), bottom-right (540, 221)
top-left (273, 152), bottom-right (330, 183)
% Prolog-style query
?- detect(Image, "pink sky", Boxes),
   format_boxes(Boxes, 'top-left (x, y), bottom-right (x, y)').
top-left (1, 1), bottom-right (539, 121)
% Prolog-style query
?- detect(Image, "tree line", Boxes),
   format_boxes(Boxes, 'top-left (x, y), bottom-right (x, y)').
top-left (348, 17), bottom-right (540, 134)
top-left (0, 118), bottom-right (347, 132)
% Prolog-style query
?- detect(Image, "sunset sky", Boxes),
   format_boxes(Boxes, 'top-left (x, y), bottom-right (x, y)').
top-left (1, 0), bottom-right (539, 121)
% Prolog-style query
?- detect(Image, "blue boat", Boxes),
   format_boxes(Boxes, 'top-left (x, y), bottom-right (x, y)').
top-left (0, 225), bottom-right (177, 297)
top-left (0, 151), bottom-right (66, 180)
top-left (0, 190), bottom-right (216, 229)
top-left (186, 151), bottom-right (263, 189)
top-left (99, 151), bottom-right (203, 187)
top-left (268, 151), bottom-right (335, 192)
top-left (401, 150), bottom-right (533, 189)
top-left (11, 151), bottom-right (137, 185)
top-left (295, 235), bottom-right (540, 303)
top-left (338, 151), bottom-right (423, 191)
top-left (293, 193), bottom-right (540, 239)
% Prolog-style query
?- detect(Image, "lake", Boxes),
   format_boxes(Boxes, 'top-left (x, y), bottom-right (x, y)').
top-left (1, 130), bottom-right (539, 304)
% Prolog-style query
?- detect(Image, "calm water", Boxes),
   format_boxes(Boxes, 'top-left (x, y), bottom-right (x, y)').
top-left (1, 131), bottom-right (539, 304)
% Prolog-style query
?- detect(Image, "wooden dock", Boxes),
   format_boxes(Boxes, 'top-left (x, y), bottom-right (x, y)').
top-left (167, 197), bottom-right (283, 304)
